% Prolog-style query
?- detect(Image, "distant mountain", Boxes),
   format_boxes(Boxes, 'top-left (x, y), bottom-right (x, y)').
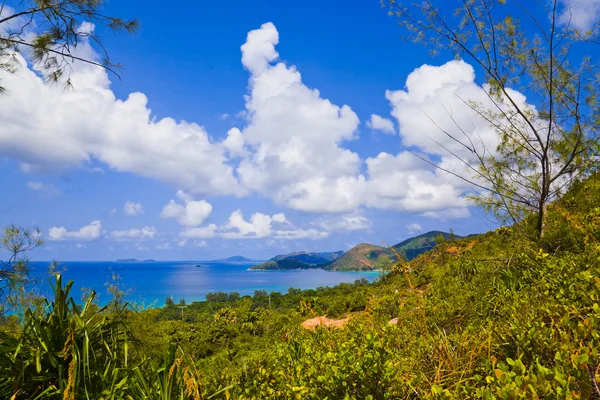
top-left (116, 258), bottom-right (139, 263)
top-left (143, 259), bottom-right (156, 262)
top-left (324, 244), bottom-right (392, 271)
top-left (251, 250), bottom-right (344, 270)
top-left (324, 231), bottom-right (461, 271)
top-left (209, 256), bottom-right (260, 263)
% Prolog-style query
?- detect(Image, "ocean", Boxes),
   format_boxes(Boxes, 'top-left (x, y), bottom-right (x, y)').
top-left (28, 261), bottom-right (381, 307)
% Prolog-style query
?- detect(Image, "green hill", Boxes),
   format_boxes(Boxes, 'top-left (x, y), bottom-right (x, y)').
top-left (392, 230), bottom-right (460, 259)
top-left (324, 243), bottom-right (392, 271)
top-left (251, 250), bottom-right (343, 270)
top-left (324, 231), bottom-right (458, 271)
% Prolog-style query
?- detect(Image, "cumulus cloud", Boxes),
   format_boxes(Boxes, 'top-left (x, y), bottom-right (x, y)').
top-left (364, 59), bottom-right (542, 219)
top-left (48, 220), bottom-right (102, 241)
top-left (221, 209), bottom-right (327, 240)
top-left (223, 127), bottom-right (246, 156)
top-left (3, 21), bottom-right (509, 222)
top-left (222, 210), bottom-right (273, 239)
top-left (236, 22), bottom-right (363, 213)
top-left (367, 114), bottom-right (395, 134)
top-left (0, 28), bottom-right (243, 196)
top-left (160, 197), bottom-right (212, 227)
top-left (110, 226), bottom-right (156, 240)
top-left (364, 151), bottom-right (470, 217)
top-left (558, 0), bottom-right (600, 31)
top-left (123, 201), bottom-right (144, 216)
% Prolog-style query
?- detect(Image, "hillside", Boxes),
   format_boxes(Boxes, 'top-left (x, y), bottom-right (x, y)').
top-left (392, 230), bottom-right (460, 259)
top-left (324, 243), bottom-right (392, 271)
top-left (251, 250), bottom-right (343, 270)
top-left (324, 231), bottom-right (458, 271)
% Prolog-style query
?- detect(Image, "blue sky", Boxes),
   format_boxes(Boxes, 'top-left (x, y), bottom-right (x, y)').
top-left (0, 0), bottom-right (595, 261)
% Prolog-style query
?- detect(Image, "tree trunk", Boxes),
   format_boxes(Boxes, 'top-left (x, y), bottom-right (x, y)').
top-left (536, 200), bottom-right (547, 239)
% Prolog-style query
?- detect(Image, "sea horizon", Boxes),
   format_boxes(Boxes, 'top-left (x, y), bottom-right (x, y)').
top-left (28, 260), bottom-right (381, 307)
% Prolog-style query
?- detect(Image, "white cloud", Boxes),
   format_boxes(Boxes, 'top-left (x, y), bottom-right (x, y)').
top-left (363, 60), bottom-right (534, 217)
top-left (236, 22), bottom-right (363, 213)
top-left (75, 243), bottom-right (85, 249)
top-left (558, 0), bottom-right (600, 31)
top-left (195, 240), bottom-right (207, 247)
top-left (180, 224), bottom-right (217, 239)
top-left (222, 210), bottom-right (273, 239)
top-left (0, 29), bottom-right (244, 197)
top-left (272, 213), bottom-right (289, 224)
top-left (223, 127), bottom-right (246, 156)
top-left (3, 22), bottom-right (507, 221)
top-left (160, 198), bottom-right (212, 227)
top-left (367, 114), bottom-right (395, 134)
top-left (123, 201), bottom-right (144, 216)
top-left (220, 113), bottom-right (230, 120)
top-left (109, 226), bottom-right (157, 240)
top-left (364, 151), bottom-right (470, 215)
top-left (48, 220), bottom-right (102, 241)
top-left (221, 209), bottom-right (328, 240)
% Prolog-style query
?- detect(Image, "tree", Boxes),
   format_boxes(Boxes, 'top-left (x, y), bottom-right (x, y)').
top-left (383, 0), bottom-right (599, 238)
top-left (165, 296), bottom-right (174, 307)
top-left (0, 0), bottom-right (138, 92)
top-left (0, 225), bottom-right (42, 315)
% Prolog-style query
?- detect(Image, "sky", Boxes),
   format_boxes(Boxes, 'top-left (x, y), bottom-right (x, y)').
top-left (0, 0), bottom-right (598, 261)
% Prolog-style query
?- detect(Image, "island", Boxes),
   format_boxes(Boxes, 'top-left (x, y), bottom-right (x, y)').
top-left (251, 231), bottom-right (462, 271)
top-left (250, 251), bottom-right (343, 270)
top-left (116, 258), bottom-right (139, 263)
top-left (207, 256), bottom-right (261, 263)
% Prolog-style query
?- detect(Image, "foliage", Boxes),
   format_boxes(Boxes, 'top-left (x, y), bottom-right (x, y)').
top-left (0, 225), bottom-right (42, 316)
top-left (0, 0), bottom-right (138, 91)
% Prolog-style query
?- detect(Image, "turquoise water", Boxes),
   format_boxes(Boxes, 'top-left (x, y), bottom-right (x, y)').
top-left (29, 261), bottom-right (381, 306)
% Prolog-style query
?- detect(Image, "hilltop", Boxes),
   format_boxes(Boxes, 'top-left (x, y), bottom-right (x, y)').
top-left (321, 230), bottom-right (459, 272)
top-left (251, 250), bottom-right (343, 270)
top-left (323, 243), bottom-right (391, 271)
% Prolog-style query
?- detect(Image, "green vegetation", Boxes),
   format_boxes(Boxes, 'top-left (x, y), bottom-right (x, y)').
top-left (254, 234), bottom-right (456, 272)
top-left (251, 251), bottom-right (343, 270)
top-left (2, 174), bottom-right (600, 398)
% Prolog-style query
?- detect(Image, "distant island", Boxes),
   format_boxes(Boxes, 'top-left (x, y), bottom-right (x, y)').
top-left (143, 259), bottom-right (156, 262)
top-left (250, 251), bottom-right (343, 270)
top-left (251, 231), bottom-right (462, 272)
top-left (207, 255), bottom-right (262, 263)
top-left (116, 258), bottom-right (139, 263)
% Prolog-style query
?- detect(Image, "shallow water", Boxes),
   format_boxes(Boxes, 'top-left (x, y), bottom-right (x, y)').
top-left (29, 261), bottom-right (381, 306)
